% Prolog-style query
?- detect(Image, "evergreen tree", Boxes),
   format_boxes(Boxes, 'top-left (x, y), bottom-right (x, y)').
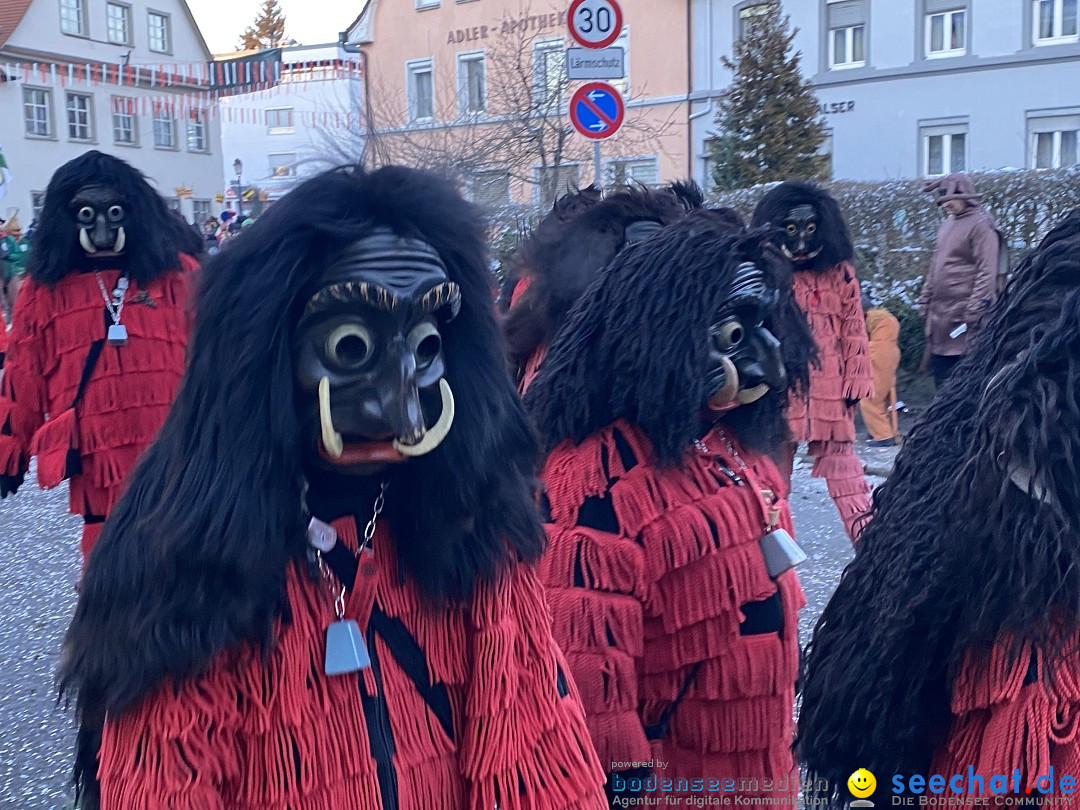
top-left (710, 4), bottom-right (828, 191)
top-left (238, 0), bottom-right (286, 50)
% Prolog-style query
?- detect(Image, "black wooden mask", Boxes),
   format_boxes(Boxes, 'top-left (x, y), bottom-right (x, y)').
top-left (71, 184), bottom-right (128, 259)
top-left (293, 229), bottom-right (461, 476)
top-left (780, 204), bottom-right (823, 270)
top-left (705, 261), bottom-right (786, 412)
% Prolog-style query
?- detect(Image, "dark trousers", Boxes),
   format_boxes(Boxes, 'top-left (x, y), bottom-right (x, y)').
top-left (930, 354), bottom-right (963, 388)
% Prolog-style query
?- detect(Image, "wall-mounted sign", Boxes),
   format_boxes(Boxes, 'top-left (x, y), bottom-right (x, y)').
top-left (820, 100), bottom-right (856, 115)
top-left (566, 46), bottom-right (625, 80)
top-left (568, 0), bottom-right (624, 49)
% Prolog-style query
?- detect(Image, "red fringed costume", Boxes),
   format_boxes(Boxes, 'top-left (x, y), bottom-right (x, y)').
top-left (0, 258), bottom-right (195, 557)
top-left (787, 262), bottom-right (873, 541)
top-left (932, 634), bottom-right (1080, 796)
top-left (539, 421), bottom-right (804, 802)
top-left (98, 516), bottom-right (606, 810)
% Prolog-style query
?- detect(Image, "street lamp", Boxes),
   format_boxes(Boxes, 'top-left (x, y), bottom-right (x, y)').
top-left (233, 158), bottom-right (244, 219)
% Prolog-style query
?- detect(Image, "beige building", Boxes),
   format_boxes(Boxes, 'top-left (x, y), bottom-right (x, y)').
top-left (345, 0), bottom-right (692, 208)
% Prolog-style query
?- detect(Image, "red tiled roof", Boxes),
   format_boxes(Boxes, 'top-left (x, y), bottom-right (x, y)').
top-left (0, 0), bottom-right (34, 48)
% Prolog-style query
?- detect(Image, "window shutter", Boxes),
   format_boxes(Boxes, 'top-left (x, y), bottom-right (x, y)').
top-left (925, 0), bottom-right (966, 14)
top-left (827, 0), bottom-right (866, 28)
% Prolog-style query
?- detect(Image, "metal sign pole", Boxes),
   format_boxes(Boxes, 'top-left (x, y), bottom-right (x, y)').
top-left (594, 141), bottom-right (602, 186)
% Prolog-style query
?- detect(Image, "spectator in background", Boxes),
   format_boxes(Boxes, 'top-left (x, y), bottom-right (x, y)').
top-left (918, 173), bottom-right (1006, 387)
top-left (859, 290), bottom-right (901, 447)
top-left (1, 213), bottom-right (29, 321)
top-left (202, 218), bottom-right (220, 255)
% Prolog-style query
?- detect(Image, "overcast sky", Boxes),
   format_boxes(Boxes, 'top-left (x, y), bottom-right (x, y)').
top-left (186, 0), bottom-right (360, 54)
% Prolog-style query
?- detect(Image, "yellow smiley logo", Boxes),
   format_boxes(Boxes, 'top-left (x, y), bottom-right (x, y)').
top-left (848, 768), bottom-right (877, 798)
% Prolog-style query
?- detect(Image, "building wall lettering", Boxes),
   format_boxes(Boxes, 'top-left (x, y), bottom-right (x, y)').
top-left (446, 12), bottom-right (566, 45)
top-left (820, 100), bottom-right (856, 114)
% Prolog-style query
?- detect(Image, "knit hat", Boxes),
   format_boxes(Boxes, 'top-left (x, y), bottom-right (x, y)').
top-left (923, 173), bottom-right (981, 205)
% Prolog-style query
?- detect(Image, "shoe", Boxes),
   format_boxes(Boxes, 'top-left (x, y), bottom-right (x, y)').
top-left (867, 438), bottom-right (896, 448)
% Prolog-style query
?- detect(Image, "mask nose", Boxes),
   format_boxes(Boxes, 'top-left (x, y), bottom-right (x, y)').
top-left (758, 328), bottom-right (787, 391)
top-left (380, 337), bottom-right (426, 445)
top-left (91, 214), bottom-right (113, 249)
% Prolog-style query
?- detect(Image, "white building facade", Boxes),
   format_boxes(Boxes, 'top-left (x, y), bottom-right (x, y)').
top-left (689, 0), bottom-right (1080, 185)
top-left (0, 0), bottom-right (222, 224)
top-left (219, 42), bottom-right (363, 208)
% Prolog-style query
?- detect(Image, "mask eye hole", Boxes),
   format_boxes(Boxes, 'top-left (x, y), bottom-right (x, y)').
top-left (107, 205), bottom-right (124, 221)
top-left (408, 322), bottom-right (443, 368)
top-left (785, 224), bottom-right (797, 235)
top-left (326, 324), bottom-right (375, 370)
top-left (806, 222), bottom-right (817, 234)
top-left (77, 206), bottom-right (95, 224)
top-left (713, 319), bottom-right (745, 351)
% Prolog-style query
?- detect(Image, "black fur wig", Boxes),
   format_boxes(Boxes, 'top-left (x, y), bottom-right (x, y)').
top-left (750, 180), bottom-right (854, 272)
top-left (798, 209), bottom-right (1080, 799)
top-left (524, 210), bottom-right (813, 464)
top-left (28, 150), bottom-right (196, 284)
top-left (59, 165), bottom-right (545, 802)
top-left (503, 183), bottom-right (697, 376)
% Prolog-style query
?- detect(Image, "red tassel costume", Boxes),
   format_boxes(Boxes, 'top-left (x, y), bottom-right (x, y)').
top-left (786, 262), bottom-right (874, 540)
top-left (0, 259), bottom-right (195, 557)
top-left (539, 421), bottom-right (803, 802)
top-left (97, 517), bottom-right (605, 809)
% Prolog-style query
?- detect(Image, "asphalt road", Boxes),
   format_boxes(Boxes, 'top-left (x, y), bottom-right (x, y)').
top-left (0, 461), bottom-right (869, 810)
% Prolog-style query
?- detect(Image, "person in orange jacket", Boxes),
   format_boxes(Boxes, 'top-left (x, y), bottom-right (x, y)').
top-left (859, 290), bottom-right (901, 447)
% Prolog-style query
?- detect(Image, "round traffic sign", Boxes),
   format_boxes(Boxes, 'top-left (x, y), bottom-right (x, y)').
top-left (567, 0), bottom-right (623, 50)
top-left (569, 81), bottom-right (625, 141)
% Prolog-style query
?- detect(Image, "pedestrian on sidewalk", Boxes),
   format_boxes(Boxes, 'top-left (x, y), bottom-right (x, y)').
top-left (918, 173), bottom-right (1006, 388)
top-left (859, 290), bottom-right (901, 447)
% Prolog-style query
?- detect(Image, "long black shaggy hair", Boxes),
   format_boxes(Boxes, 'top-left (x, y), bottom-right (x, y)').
top-left (503, 183), bottom-right (693, 376)
top-left (798, 209), bottom-right (1080, 799)
top-left (59, 165), bottom-right (545, 804)
top-left (28, 150), bottom-right (197, 284)
top-left (524, 209), bottom-right (813, 464)
top-left (750, 180), bottom-right (854, 272)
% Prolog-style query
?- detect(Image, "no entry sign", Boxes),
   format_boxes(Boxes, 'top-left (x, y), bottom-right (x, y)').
top-left (567, 0), bottom-right (624, 49)
top-left (569, 81), bottom-right (625, 140)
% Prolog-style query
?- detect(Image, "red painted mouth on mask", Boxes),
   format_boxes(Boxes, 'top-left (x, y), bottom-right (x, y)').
top-left (318, 439), bottom-right (407, 465)
top-left (707, 394), bottom-right (741, 412)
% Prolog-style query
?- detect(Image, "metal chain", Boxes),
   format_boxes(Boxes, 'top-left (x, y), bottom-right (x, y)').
top-left (94, 272), bottom-right (126, 326)
top-left (316, 479), bottom-right (388, 620)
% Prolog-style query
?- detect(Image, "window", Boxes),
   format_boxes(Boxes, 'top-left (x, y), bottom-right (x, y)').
top-left (607, 157), bottom-right (659, 187)
top-left (457, 52), bottom-right (486, 115)
top-left (416, 0), bottom-right (439, 7)
top-left (535, 164), bottom-right (580, 208)
top-left (269, 153), bottom-right (297, 177)
top-left (153, 106), bottom-right (175, 148)
top-left (165, 198), bottom-right (182, 214)
top-left (107, 2), bottom-right (131, 44)
top-left (921, 124), bottom-right (968, 176)
top-left (826, 0), bottom-right (867, 69)
top-left (187, 109), bottom-right (207, 152)
top-left (1029, 114), bottom-right (1080, 168)
top-left (112, 97), bottom-right (137, 144)
top-left (266, 107), bottom-right (295, 133)
top-left (59, 0), bottom-right (86, 35)
top-left (66, 92), bottom-right (94, 141)
top-left (148, 11), bottom-right (171, 53)
top-left (406, 59), bottom-right (435, 122)
top-left (23, 87), bottom-right (53, 137)
top-left (469, 170), bottom-right (510, 209)
top-left (1033, 0), bottom-right (1078, 44)
top-left (31, 191), bottom-right (47, 221)
top-left (926, 8), bottom-right (966, 56)
top-left (533, 40), bottom-right (567, 104)
top-left (192, 199), bottom-right (212, 224)
top-left (737, 2), bottom-right (775, 41)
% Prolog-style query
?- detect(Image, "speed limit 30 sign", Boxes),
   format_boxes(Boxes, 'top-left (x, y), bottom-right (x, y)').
top-left (567, 0), bottom-right (623, 50)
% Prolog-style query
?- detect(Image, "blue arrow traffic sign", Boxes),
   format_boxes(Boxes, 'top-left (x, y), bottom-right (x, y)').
top-left (569, 81), bottom-right (625, 141)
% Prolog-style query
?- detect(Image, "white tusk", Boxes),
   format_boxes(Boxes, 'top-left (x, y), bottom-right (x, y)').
top-left (737, 383), bottom-right (770, 404)
top-left (113, 226), bottom-right (126, 253)
top-left (708, 356), bottom-right (740, 409)
top-left (393, 378), bottom-right (455, 457)
top-left (1008, 464), bottom-right (1057, 508)
top-left (780, 244), bottom-right (793, 260)
top-left (318, 377), bottom-right (343, 459)
top-left (79, 229), bottom-right (97, 254)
